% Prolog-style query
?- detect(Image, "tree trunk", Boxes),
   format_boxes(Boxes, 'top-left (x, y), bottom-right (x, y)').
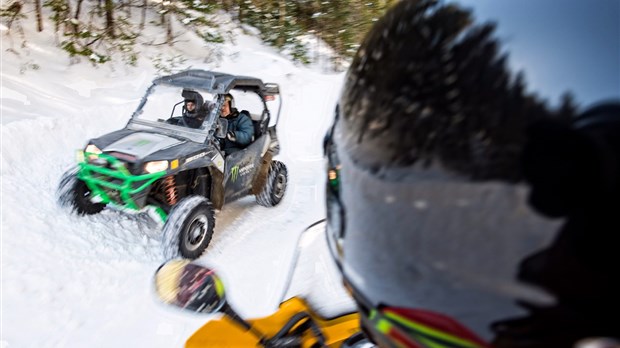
top-left (72, 0), bottom-right (83, 34)
top-left (165, 13), bottom-right (173, 45)
top-left (62, 0), bottom-right (73, 34)
top-left (122, 0), bottom-right (131, 18)
top-left (105, 0), bottom-right (115, 38)
top-left (34, 0), bottom-right (43, 31)
top-left (140, 0), bottom-right (147, 29)
top-left (276, 0), bottom-right (285, 46)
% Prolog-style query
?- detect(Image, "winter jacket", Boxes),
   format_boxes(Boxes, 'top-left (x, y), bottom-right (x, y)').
top-left (221, 109), bottom-right (254, 153)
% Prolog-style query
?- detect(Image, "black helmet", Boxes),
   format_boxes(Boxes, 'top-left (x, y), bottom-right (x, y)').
top-left (325, 0), bottom-right (619, 347)
top-left (181, 89), bottom-right (205, 119)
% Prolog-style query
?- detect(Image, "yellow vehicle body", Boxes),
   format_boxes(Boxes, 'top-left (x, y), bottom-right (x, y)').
top-left (186, 297), bottom-right (361, 347)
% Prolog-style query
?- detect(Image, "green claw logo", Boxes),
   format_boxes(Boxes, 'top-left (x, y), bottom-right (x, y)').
top-left (231, 165), bottom-right (239, 182)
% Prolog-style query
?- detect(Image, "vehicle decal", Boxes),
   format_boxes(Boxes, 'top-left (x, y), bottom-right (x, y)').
top-left (186, 152), bottom-right (207, 164)
top-left (231, 165), bottom-right (240, 182)
top-left (239, 162), bottom-right (255, 176)
top-left (134, 140), bottom-right (150, 146)
top-left (212, 154), bottom-right (224, 172)
top-left (231, 162), bottom-right (255, 183)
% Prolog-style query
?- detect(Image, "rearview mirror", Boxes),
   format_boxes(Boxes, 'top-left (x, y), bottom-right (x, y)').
top-left (155, 259), bottom-right (260, 336)
top-left (216, 118), bottom-right (228, 139)
top-left (155, 259), bottom-right (226, 313)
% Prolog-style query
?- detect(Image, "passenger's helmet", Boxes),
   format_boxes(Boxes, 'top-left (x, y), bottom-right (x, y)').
top-left (224, 93), bottom-right (235, 109)
top-left (325, 0), bottom-right (619, 347)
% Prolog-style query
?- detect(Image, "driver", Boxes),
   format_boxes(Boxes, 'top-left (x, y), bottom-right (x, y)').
top-left (167, 89), bottom-right (207, 129)
top-left (325, 0), bottom-right (619, 347)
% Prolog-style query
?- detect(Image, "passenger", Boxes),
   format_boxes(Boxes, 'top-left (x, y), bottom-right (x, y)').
top-left (219, 93), bottom-right (254, 154)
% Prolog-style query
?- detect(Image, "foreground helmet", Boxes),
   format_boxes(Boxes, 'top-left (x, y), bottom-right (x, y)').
top-left (325, 0), bottom-right (619, 347)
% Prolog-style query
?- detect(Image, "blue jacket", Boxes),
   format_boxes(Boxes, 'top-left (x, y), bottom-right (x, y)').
top-left (222, 109), bottom-right (254, 151)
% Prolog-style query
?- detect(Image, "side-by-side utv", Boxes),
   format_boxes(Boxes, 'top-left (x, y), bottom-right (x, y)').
top-left (58, 70), bottom-right (288, 259)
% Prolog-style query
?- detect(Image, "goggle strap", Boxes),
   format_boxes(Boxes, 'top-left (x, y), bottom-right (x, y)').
top-left (371, 309), bottom-right (488, 348)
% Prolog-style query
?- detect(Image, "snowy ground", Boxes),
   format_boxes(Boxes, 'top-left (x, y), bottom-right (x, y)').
top-left (1, 14), bottom-right (349, 348)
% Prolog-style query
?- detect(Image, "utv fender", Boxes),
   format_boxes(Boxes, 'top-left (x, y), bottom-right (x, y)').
top-left (190, 168), bottom-right (211, 197)
top-left (251, 151), bottom-right (274, 195)
top-left (209, 166), bottom-right (225, 209)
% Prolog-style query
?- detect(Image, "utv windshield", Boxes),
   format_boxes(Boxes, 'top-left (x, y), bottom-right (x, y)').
top-left (127, 84), bottom-right (219, 143)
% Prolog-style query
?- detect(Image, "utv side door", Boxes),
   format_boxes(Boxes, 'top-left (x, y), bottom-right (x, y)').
top-left (223, 136), bottom-right (267, 203)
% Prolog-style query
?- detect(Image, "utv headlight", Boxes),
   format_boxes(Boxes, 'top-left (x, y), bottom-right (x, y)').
top-left (83, 144), bottom-right (102, 161)
top-left (85, 144), bottom-right (102, 154)
top-left (144, 160), bottom-right (169, 174)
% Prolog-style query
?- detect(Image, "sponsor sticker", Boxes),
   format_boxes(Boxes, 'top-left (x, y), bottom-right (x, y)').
top-left (212, 153), bottom-right (224, 172)
top-left (186, 152), bottom-right (207, 164)
top-left (230, 162), bottom-right (255, 183)
top-left (231, 165), bottom-right (240, 182)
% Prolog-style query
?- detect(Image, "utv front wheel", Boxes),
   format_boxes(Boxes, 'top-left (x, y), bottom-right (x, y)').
top-left (256, 160), bottom-right (288, 207)
top-left (162, 196), bottom-right (215, 260)
top-left (57, 167), bottom-right (105, 215)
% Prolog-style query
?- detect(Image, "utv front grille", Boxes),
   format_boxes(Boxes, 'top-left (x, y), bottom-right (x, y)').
top-left (78, 151), bottom-right (166, 211)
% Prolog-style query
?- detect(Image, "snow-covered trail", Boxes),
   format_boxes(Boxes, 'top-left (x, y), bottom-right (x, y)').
top-left (1, 26), bottom-right (344, 347)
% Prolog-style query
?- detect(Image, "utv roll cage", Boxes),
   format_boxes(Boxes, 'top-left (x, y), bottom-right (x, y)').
top-left (153, 70), bottom-right (282, 125)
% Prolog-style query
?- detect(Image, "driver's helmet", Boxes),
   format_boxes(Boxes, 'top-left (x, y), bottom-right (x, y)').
top-left (181, 89), bottom-right (205, 119)
top-left (325, 0), bottom-right (619, 347)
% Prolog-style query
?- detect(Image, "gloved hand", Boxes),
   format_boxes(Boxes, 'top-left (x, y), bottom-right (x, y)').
top-left (227, 131), bottom-right (237, 142)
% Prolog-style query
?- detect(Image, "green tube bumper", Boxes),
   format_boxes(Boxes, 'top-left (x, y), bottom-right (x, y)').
top-left (77, 151), bottom-right (168, 221)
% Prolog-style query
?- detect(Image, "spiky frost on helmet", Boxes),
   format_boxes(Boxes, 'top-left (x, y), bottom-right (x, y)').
top-left (325, 0), bottom-right (620, 346)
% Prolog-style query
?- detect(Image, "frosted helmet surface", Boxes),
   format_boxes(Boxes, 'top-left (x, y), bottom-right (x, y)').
top-left (325, 0), bottom-right (620, 347)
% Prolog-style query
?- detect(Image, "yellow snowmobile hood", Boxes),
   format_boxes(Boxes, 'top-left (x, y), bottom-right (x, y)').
top-left (186, 297), bottom-right (360, 347)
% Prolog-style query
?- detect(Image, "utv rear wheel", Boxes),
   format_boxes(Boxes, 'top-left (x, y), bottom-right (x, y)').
top-left (57, 167), bottom-right (105, 215)
top-left (162, 196), bottom-right (215, 260)
top-left (256, 160), bottom-right (288, 207)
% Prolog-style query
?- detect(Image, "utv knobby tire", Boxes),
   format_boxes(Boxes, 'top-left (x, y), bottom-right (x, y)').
top-left (162, 196), bottom-right (215, 260)
top-left (57, 167), bottom-right (105, 215)
top-left (256, 160), bottom-right (288, 207)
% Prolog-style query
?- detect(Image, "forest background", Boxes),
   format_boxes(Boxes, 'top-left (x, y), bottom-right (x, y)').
top-left (1, 0), bottom-right (397, 71)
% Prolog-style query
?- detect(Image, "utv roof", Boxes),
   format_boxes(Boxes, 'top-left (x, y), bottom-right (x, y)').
top-left (153, 69), bottom-right (279, 95)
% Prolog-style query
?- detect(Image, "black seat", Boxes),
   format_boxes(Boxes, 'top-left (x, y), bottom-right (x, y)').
top-left (252, 120), bottom-right (262, 139)
top-left (240, 110), bottom-right (262, 139)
